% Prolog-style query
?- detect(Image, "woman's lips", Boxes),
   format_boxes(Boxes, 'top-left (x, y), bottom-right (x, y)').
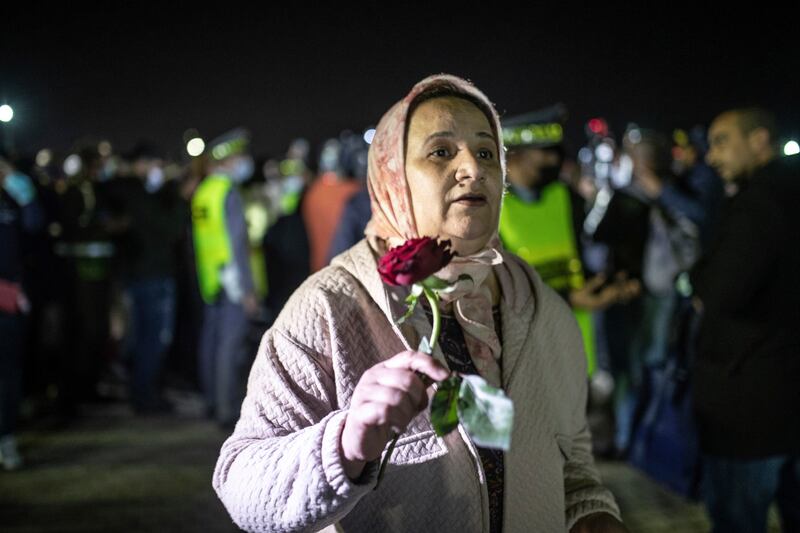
top-left (454, 195), bottom-right (487, 206)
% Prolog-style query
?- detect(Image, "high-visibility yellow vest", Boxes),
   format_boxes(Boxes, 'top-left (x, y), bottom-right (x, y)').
top-left (191, 174), bottom-right (233, 304)
top-left (499, 182), bottom-right (597, 375)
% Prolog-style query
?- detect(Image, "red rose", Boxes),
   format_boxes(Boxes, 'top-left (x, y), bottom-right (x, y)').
top-left (378, 237), bottom-right (454, 287)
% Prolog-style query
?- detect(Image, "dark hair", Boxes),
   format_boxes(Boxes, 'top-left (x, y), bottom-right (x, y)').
top-left (732, 107), bottom-right (778, 148)
top-left (404, 83), bottom-right (498, 157)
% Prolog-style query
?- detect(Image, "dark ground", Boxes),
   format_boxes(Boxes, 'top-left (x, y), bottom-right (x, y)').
top-left (0, 399), bottom-right (781, 533)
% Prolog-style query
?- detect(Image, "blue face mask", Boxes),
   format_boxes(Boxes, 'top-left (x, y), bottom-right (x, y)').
top-left (98, 159), bottom-right (117, 182)
top-left (282, 174), bottom-right (304, 194)
top-left (145, 166), bottom-right (165, 193)
top-left (230, 156), bottom-right (254, 184)
top-left (2, 172), bottom-right (36, 206)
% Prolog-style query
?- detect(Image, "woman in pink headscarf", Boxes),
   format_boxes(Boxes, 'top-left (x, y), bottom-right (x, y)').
top-left (214, 74), bottom-right (627, 533)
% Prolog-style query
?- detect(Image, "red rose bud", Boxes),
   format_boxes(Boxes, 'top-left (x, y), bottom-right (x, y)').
top-left (378, 237), bottom-right (454, 287)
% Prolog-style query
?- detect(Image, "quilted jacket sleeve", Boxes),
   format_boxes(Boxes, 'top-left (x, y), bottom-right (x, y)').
top-left (561, 323), bottom-right (622, 529)
top-left (563, 422), bottom-right (622, 530)
top-left (213, 283), bottom-right (377, 532)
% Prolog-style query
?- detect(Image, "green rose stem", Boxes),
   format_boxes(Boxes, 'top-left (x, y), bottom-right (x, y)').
top-left (374, 285), bottom-right (441, 488)
top-left (423, 286), bottom-right (441, 352)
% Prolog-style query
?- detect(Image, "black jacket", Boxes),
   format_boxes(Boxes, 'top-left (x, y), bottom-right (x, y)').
top-left (104, 177), bottom-right (187, 281)
top-left (0, 188), bottom-right (45, 282)
top-left (690, 156), bottom-right (800, 457)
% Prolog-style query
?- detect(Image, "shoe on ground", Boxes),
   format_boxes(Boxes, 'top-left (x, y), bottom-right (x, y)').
top-left (0, 435), bottom-right (23, 471)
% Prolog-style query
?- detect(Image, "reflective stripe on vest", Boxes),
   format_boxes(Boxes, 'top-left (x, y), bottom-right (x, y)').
top-left (192, 174), bottom-right (233, 304)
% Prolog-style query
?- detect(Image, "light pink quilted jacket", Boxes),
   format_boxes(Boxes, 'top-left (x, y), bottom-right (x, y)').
top-left (213, 239), bottom-right (621, 532)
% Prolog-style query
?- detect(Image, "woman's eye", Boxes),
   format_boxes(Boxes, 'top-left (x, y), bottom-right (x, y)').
top-left (478, 149), bottom-right (494, 160)
top-left (429, 148), bottom-right (450, 158)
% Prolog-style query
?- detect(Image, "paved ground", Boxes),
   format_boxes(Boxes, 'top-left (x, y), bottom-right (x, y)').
top-left (0, 401), bottom-right (238, 533)
top-left (0, 400), bottom-right (782, 533)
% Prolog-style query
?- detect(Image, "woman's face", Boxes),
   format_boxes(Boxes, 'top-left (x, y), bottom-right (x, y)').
top-left (405, 96), bottom-right (503, 256)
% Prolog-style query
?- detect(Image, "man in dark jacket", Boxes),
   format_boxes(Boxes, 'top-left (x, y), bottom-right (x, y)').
top-left (691, 108), bottom-right (799, 533)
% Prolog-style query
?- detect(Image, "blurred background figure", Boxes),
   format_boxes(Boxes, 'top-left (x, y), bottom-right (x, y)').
top-left (499, 105), bottom-right (639, 380)
top-left (165, 151), bottom-right (209, 394)
top-left (104, 141), bottom-right (187, 413)
top-left (53, 142), bottom-right (116, 415)
top-left (261, 139), bottom-right (312, 327)
top-left (670, 126), bottom-right (725, 246)
top-left (612, 128), bottom-right (706, 458)
top-left (238, 155), bottom-right (273, 306)
top-left (191, 128), bottom-right (258, 428)
top-left (326, 128), bottom-right (372, 261)
top-left (691, 108), bottom-right (800, 533)
top-left (0, 153), bottom-right (44, 470)
top-left (578, 120), bottom-right (651, 458)
top-left (301, 136), bottom-right (361, 273)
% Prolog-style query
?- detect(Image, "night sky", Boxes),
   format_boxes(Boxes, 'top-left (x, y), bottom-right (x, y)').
top-left (2, 5), bottom-right (797, 162)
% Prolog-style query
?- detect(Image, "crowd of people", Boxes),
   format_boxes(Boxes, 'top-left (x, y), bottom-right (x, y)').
top-left (0, 73), bottom-right (797, 532)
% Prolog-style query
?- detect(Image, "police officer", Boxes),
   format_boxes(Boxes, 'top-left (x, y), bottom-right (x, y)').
top-left (499, 105), bottom-right (638, 376)
top-left (191, 128), bottom-right (258, 428)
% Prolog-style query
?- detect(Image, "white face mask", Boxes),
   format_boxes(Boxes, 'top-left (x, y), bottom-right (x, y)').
top-left (99, 159), bottom-right (117, 182)
top-left (145, 166), bottom-right (165, 193)
top-left (230, 156), bottom-right (254, 184)
top-left (282, 174), bottom-right (303, 194)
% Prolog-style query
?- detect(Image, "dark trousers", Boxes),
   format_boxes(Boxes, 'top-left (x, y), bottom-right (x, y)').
top-left (60, 277), bottom-right (111, 408)
top-left (703, 454), bottom-right (800, 533)
top-left (127, 278), bottom-right (176, 411)
top-left (199, 295), bottom-right (249, 426)
top-left (0, 312), bottom-right (24, 437)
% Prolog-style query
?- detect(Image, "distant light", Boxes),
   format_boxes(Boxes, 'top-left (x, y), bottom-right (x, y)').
top-left (63, 154), bottom-right (82, 176)
top-left (187, 137), bottom-right (205, 157)
top-left (98, 141), bottom-right (112, 157)
top-left (36, 149), bottom-right (53, 167)
top-left (595, 142), bottom-right (614, 163)
top-left (673, 129), bottom-right (689, 148)
top-left (588, 118), bottom-right (607, 136)
top-left (363, 129), bottom-right (376, 145)
top-left (784, 140), bottom-right (799, 156)
top-left (627, 128), bottom-right (642, 144)
top-left (0, 104), bottom-right (13, 123)
top-left (611, 153), bottom-right (633, 188)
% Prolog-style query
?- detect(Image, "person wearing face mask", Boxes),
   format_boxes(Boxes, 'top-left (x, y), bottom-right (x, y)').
top-left (0, 153), bottom-right (44, 470)
top-left (499, 106), bottom-right (639, 379)
top-left (191, 128), bottom-right (259, 428)
top-left (260, 149), bottom-right (311, 328)
top-left (103, 141), bottom-right (187, 413)
top-left (213, 76), bottom-right (626, 533)
top-left (301, 137), bottom-right (362, 273)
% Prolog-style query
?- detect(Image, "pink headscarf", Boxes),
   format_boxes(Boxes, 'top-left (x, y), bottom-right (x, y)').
top-left (365, 74), bottom-right (508, 387)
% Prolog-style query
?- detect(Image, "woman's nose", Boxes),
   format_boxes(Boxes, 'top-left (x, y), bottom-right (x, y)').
top-left (454, 151), bottom-right (482, 182)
